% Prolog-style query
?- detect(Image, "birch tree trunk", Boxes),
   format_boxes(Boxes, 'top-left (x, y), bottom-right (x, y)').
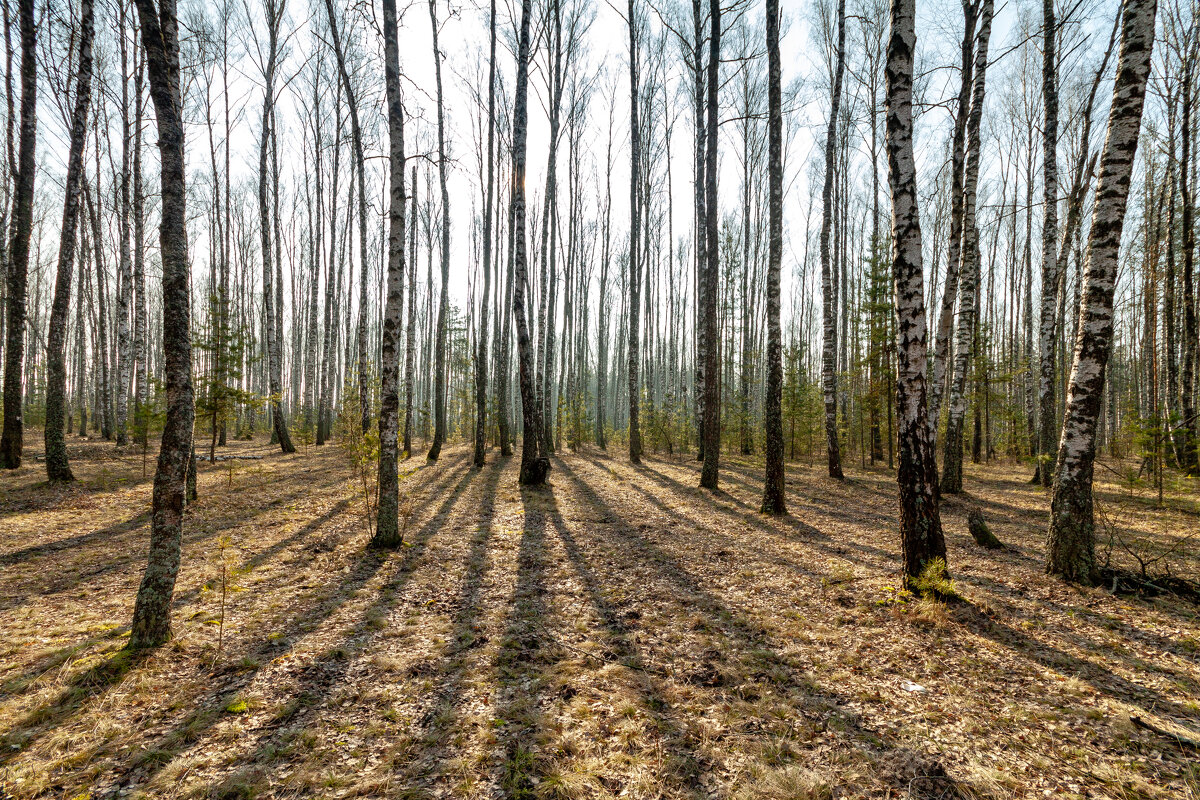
top-left (1179, 51), bottom-right (1198, 474)
top-left (941, 0), bottom-right (992, 494)
top-left (374, 0), bottom-right (408, 547)
top-left (699, 0), bottom-right (721, 490)
top-left (928, 0), bottom-right (977, 433)
top-left (761, 0), bottom-right (786, 514)
top-left (627, 0), bottom-right (644, 464)
top-left (474, 0), bottom-right (497, 468)
top-left (1034, 0), bottom-right (1059, 485)
top-left (321, 0), bottom-right (370, 437)
top-left (129, 0), bottom-right (196, 649)
top-left (513, 0), bottom-right (548, 485)
top-left (115, 13), bottom-right (134, 448)
top-left (597, 100), bottom-right (614, 451)
top-left (427, 0), bottom-right (451, 463)
top-left (85, 179), bottom-right (112, 440)
top-left (885, 0), bottom-right (947, 587)
top-left (497, 173), bottom-right (514, 457)
top-left (45, 0), bottom-right (95, 482)
top-left (0, 0), bottom-right (35, 470)
top-left (820, 0), bottom-right (847, 480)
top-left (133, 52), bottom-right (149, 442)
top-left (404, 164), bottom-right (417, 457)
top-left (692, 0), bottom-right (707, 461)
top-left (1047, 0), bottom-right (1156, 584)
top-left (259, 0), bottom-right (294, 453)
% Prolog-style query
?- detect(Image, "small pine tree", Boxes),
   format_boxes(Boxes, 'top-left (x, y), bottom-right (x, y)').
top-left (336, 377), bottom-right (380, 539)
top-left (194, 292), bottom-right (261, 462)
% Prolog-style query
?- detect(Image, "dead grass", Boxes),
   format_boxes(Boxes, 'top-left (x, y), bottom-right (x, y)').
top-left (0, 431), bottom-right (1198, 799)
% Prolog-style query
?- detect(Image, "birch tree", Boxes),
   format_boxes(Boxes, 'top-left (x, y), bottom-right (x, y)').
top-left (374, 0), bottom-right (408, 547)
top-left (819, 0), bottom-right (847, 480)
top-left (0, 0), bottom-right (35, 470)
top-left (44, 0), bottom-right (95, 482)
top-left (699, 0), bottom-right (721, 490)
top-left (129, 0), bottom-right (197, 649)
top-left (941, 0), bottom-right (993, 494)
top-left (885, 0), bottom-right (947, 587)
top-left (426, 0), bottom-right (452, 463)
top-left (321, 0), bottom-right (371, 436)
top-left (1046, 0), bottom-right (1157, 584)
top-left (761, 0), bottom-right (785, 514)
top-left (473, 0), bottom-right (497, 468)
top-left (513, 0), bottom-right (550, 485)
top-left (257, 0), bottom-right (295, 453)
top-left (628, 0), bottom-right (644, 464)
top-left (1034, 0), bottom-right (1060, 485)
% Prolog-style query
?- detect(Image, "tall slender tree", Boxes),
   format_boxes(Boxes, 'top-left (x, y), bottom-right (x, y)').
top-left (1034, 0), bottom-right (1060, 486)
top-left (941, 0), bottom-right (993, 494)
top-left (928, 0), bottom-right (977, 433)
top-left (761, 0), bottom-right (785, 514)
top-left (627, 0), bottom-right (644, 464)
top-left (699, 0), bottom-right (721, 490)
top-left (474, 0), bottom-right (498, 468)
top-left (1047, 0), bottom-right (1157, 584)
top-left (885, 0), bottom-right (947, 587)
top-left (258, 0), bottom-right (295, 453)
top-left (128, 0), bottom-right (196, 649)
top-left (374, 0), bottom-right (408, 547)
top-left (0, 0), bottom-right (36, 470)
top-left (322, 0), bottom-right (371, 436)
top-left (44, 0), bottom-right (96, 482)
top-left (513, 0), bottom-right (549, 485)
top-left (426, 0), bottom-right (452, 463)
top-left (819, 0), bottom-right (847, 480)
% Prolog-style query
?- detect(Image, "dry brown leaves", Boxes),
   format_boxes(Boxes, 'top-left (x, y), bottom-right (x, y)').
top-left (0, 432), bottom-right (1197, 800)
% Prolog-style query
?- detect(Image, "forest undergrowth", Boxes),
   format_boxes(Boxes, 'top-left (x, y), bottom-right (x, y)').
top-left (1, 433), bottom-right (1198, 799)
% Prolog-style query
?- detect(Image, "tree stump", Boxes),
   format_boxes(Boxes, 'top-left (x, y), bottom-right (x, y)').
top-left (967, 508), bottom-right (1003, 549)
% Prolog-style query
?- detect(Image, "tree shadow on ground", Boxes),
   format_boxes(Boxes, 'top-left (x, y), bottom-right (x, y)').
top-left (0, 471), bottom-right (349, 615)
top-left (0, 497), bottom-right (352, 706)
top-left (396, 460), bottom-right (503, 791)
top-left (951, 599), bottom-right (1199, 722)
top-left (611, 455), bottom-right (1197, 728)
top-left (114, 454), bottom-right (480, 796)
top-left (0, 454), bottom-right (471, 793)
top-left (597, 455), bottom-right (898, 580)
top-left (0, 511), bottom-right (153, 568)
top-left (552, 458), bottom-right (968, 798)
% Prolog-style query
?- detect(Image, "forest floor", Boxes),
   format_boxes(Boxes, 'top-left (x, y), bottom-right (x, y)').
top-left (1, 432), bottom-right (1199, 800)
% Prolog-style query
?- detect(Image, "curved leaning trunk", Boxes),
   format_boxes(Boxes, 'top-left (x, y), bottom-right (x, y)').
top-left (1047, 0), bottom-right (1157, 585)
top-left (928, 0), bottom-right (978, 436)
top-left (44, 0), bottom-right (95, 482)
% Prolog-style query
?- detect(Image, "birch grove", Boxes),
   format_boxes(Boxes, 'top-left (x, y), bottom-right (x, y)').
top-left (0, 0), bottom-right (1192, 665)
